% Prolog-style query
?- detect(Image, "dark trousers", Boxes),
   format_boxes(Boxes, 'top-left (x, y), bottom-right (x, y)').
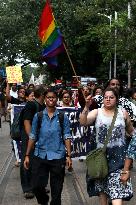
top-left (20, 130), bottom-right (33, 193)
top-left (20, 162), bottom-right (33, 193)
top-left (32, 156), bottom-right (65, 205)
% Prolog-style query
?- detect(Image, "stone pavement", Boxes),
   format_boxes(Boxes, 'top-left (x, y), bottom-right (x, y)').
top-left (0, 119), bottom-right (136, 205)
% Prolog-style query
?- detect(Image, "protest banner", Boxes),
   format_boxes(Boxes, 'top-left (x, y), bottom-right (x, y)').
top-left (57, 107), bottom-right (96, 158)
top-left (6, 65), bottom-right (23, 83)
top-left (11, 104), bottom-right (25, 163)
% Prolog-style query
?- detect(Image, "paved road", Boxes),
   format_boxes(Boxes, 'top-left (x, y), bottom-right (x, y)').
top-left (0, 119), bottom-right (136, 205)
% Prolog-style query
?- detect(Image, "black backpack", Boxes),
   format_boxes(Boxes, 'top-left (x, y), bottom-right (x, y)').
top-left (10, 101), bottom-right (40, 141)
top-left (10, 108), bottom-right (24, 141)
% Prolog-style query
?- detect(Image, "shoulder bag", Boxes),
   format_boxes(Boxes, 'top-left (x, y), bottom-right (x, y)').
top-left (86, 108), bottom-right (118, 180)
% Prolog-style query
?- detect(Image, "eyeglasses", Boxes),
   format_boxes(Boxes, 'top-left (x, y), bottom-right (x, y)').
top-left (46, 96), bottom-right (56, 100)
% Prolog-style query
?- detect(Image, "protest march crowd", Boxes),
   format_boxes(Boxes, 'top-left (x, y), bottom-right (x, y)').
top-left (0, 76), bottom-right (136, 205)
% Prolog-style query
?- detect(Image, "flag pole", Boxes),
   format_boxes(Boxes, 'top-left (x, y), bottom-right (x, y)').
top-left (56, 0), bottom-right (80, 85)
top-left (63, 42), bottom-right (79, 84)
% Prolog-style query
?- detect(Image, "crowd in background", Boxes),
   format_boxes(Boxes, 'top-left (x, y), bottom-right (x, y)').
top-left (0, 77), bottom-right (136, 123)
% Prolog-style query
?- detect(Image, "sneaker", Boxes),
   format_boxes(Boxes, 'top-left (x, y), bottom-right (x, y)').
top-left (24, 192), bottom-right (35, 199)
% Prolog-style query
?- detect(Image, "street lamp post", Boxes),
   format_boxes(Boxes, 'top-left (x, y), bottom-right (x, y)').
top-left (128, 2), bottom-right (131, 88)
top-left (98, 13), bottom-right (112, 79)
top-left (114, 11), bottom-right (117, 78)
top-left (98, 5), bottom-right (131, 85)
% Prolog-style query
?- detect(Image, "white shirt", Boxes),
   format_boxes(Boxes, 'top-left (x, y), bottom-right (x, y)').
top-left (10, 90), bottom-right (18, 98)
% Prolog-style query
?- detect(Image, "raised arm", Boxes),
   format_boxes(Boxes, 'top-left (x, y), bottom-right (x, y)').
top-left (79, 95), bottom-right (98, 126)
top-left (5, 80), bottom-right (11, 101)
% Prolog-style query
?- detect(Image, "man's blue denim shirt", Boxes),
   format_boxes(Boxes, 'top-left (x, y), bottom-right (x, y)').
top-left (29, 108), bottom-right (71, 160)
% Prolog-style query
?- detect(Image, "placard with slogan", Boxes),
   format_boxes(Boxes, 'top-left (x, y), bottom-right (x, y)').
top-left (6, 65), bottom-right (23, 83)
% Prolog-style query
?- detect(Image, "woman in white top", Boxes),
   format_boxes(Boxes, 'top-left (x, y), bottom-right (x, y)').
top-left (80, 87), bottom-right (134, 205)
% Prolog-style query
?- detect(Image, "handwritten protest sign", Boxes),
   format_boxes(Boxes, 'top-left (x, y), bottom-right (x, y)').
top-left (6, 65), bottom-right (23, 83)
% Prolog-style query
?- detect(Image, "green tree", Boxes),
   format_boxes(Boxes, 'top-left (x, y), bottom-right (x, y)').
top-left (0, 0), bottom-right (136, 83)
top-left (0, 0), bottom-right (43, 65)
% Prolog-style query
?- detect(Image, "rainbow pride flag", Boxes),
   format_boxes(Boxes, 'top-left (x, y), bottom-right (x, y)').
top-left (38, 0), bottom-right (64, 66)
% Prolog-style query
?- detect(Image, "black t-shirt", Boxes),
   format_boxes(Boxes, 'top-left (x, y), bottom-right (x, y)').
top-left (10, 96), bottom-right (25, 105)
top-left (22, 100), bottom-right (45, 124)
top-left (20, 100), bottom-right (45, 159)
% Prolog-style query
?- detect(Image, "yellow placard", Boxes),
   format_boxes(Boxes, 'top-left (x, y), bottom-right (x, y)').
top-left (6, 65), bottom-right (23, 83)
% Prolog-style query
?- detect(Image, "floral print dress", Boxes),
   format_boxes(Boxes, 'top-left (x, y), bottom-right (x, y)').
top-left (127, 130), bottom-right (136, 160)
top-left (87, 108), bottom-right (133, 200)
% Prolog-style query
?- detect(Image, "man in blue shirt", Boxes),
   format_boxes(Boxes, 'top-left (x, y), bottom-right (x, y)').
top-left (24, 89), bottom-right (72, 205)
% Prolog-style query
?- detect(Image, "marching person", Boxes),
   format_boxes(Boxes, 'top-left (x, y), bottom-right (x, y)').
top-left (20, 85), bottom-right (46, 199)
top-left (6, 80), bottom-right (26, 167)
top-left (24, 89), bottom-right (72, 205)
top-left (79, 87), bottom-right (134, 205)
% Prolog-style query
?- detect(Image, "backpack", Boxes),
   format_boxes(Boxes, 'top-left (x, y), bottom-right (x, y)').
top-left (10, 101), bottom-right (42, 141)
top-left (36, 111), bottom-right (64, 141)
top-left (10, 109), bottom-right (24, 141)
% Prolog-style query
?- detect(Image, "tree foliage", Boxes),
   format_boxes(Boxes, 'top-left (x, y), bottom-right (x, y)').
top-left (0, 0), bottom-right (136, 82)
